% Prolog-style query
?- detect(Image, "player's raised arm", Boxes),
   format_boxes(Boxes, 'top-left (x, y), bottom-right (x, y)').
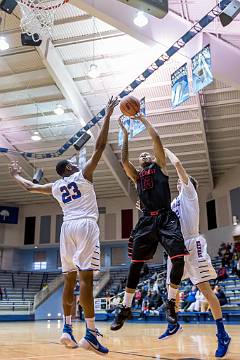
top-left (136, 115), bottom-right (167, 174)
top-left (9, 161), bottom-right (53, 195)
top-left (83, 96), bottom-right (119, 182)
top-left (118, 116), bottom-right (138, 183)
top-left (164, 148), bottom-right (188, 184)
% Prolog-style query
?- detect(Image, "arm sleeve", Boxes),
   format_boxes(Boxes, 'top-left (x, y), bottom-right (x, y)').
top-left (180, 177), bottom-right (198, 200)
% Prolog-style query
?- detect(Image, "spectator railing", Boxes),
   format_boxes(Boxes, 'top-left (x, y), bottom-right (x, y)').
top-left (0, 300), bottom-right (33, 313)
top-left (33, 274), bottom-right (63, 310)
top-left (93, 271), bottom-right (110, 298)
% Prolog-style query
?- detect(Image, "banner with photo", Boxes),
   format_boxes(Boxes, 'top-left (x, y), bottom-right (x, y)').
top-left (192, 45), bottom-right (213, 93)
top-left (118, 97), bottom-right (146, 146)
top-left (171, 63), bottom-right (190, 108)
top-left (78, 147), bottom-right (87, 169)
top-left (132, 97), bottom-right (146, 137)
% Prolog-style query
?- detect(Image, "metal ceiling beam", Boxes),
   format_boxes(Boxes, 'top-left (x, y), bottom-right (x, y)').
top-left (9, 119), bottom-right (200, 146)
top-left (70, 1), bottom-right (240, 86)
top-left (109, 131), bottom-right (203, 145)
top-left (0, 47), bottom-right (36, 57)
top-left (206, 126), bottom-right (240, 133)
top-left (207, 113), bottom-right (240, 121)
top-left (115, 149), bottom-right (206, 156)
top-left (55, 14), bottom-right (92, 25)
top-left (209, 145), bottom-right (240, 153)
top-left (54, 29), bottom-right (124, 47)
top-left (37, 39), bottom-right (137, 203)
top-left (0, 134), bottom-right (49, 192)
top-left (197, 95), bottom-right (214, 189)
top-left (203, 99), bottom-right (240, 107)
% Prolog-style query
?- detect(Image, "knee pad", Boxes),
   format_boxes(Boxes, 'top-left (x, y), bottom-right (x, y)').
top-left (170, 256), bottom-right (184, 286)
top-left (126, 262), bottom-right (144, 290)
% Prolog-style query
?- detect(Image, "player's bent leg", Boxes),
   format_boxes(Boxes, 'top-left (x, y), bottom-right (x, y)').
top-left (60, 271), bottom-right (79, 348)
top-left (78, 270), bottom-right (108, 355)
top-left (110, 261), bottom-right (144, 331)
top-left (166, 256), bottom-right (184, 324)
top-left (197, 281), bottom-right (231, 358)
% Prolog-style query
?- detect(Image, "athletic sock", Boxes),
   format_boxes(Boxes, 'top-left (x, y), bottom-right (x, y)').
top-left (64, 315), bottom-right (72, 326)
top-left (168, 286), bottom-right (178, 301)
top-left (216, 318), bottom-right (227, 337)
top-left (123, 292), bottom-right (134, 308)
top-left (85, 317), bottom-right (96, 331)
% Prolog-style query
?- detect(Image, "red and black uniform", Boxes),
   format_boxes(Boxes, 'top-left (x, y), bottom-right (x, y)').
top-left (128, 163), bottom-right (188, 261)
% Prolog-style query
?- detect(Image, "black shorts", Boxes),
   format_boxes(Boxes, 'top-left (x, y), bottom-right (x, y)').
top-left (128, 210), bottom-right (188, 262)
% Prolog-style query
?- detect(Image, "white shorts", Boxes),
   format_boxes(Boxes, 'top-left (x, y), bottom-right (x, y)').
top-left (167, 235), bottom-right (217, 285)
top-left (60, 218), bottom-right (100, 273)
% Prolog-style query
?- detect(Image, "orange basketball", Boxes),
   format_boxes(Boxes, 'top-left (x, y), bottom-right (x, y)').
top-left (120, 96), bottom-right (140, 117)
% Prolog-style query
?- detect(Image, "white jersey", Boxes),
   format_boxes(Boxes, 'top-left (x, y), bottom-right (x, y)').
top-left (171, 179), bottom-right (199, 240)
top-left (52, 171), bottom-right (99, 222)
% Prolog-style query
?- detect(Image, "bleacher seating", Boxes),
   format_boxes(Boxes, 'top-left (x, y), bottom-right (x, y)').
top-left (100, 264), bottom-right (166, 297)
top-left (0, 271), bottom-right (60, 314)
top-left (104, 256), bottom-right (240, 324)
top-left (100, 268), bottom-right (128, 297)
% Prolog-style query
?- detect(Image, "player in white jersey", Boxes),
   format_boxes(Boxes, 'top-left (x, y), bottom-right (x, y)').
top-left (9, 96), bottom-right (119, 356)
top-left (159, 148), bottom-right (231, 358)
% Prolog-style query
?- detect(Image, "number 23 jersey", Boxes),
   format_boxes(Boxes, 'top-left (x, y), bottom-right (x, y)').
top-left (52, 171), bottom-right (99, 222)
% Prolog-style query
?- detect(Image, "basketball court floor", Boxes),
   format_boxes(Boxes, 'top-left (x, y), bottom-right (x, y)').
top-left (0, 321), bottom-right (238, 360)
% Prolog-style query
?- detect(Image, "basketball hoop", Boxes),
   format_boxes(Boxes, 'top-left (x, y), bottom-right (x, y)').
top-left (17, 0), bottom-right (69, 42)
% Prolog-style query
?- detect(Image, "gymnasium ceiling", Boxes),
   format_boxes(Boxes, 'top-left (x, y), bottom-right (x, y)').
top-left (0, 0), bottom-right (240, 205)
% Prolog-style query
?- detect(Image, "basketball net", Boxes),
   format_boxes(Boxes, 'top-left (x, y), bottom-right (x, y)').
top-left (17, 0), bottom-right (69, 42)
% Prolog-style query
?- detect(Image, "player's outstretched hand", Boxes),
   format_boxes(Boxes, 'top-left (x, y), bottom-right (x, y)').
top-left (106, 96), bottom-right (120, 117)
top-left (9, 161), bottom-right (22, 177)
top-left (136, 200), bottom-right (143, 212)
top-left (118, 115), bottom-right (128, 135)
top-left (131, 113), bottom-right (145, 122)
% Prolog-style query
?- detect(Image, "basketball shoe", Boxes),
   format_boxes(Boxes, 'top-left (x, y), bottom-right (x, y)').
top-left (165, 299), bottom-right (178, 324)
top-left (60, 324), bottom-right (78, 348)
top-left (79, 328), bottom-right (109, 355)
top-left (215, 333), bottom-right (231, 358)
top-left (158, 322), bottom-right (183, 340)
top-left (110, 305), bottom-right (132, 331)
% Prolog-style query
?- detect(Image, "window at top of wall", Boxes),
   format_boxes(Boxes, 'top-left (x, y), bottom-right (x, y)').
top-left (33, 261), bottom-right (47, 270)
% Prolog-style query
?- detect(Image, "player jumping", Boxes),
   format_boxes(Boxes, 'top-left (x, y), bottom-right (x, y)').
top-left (159, 148), bottom-right (231, 358)
top-left (9, 96), bottom-right (119, 355)
top-left (111, 115), bottom-right (189, 331)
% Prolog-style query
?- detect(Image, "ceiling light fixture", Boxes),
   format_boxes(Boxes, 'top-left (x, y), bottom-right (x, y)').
top-left (0, 36), bottom-right (9, 50)
top-left (233, 216), bottom-right (238, 226)
top-left (31, 131), bottom-right (41, 141)
top-left (134, 11), bottom-right (149, 27)
top-left (88, 17), bottom-right (100, 79)
top-left (54, 104), bottom-right (64, 116)
top-left (88, 63), bottom-right (100, 79)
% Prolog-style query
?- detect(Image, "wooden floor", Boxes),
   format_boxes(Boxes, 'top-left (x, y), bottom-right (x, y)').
top-left (0, 321), bottom-right (239, 360)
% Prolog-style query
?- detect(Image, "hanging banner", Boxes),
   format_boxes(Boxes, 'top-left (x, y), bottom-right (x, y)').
top-left (132, 97), bottom-right (146, 137)
top-left (78, 147), bottom-right (87, 169)
top-left (192, 45), bottom-right (213, 93)
top-left (171, 63), bottom-right (190, 108)
top-left (118, 98), bottom-right (146, 146)
top-left (118, 117), bottom-right (131, 147)
top-left (0, 1), bottom-right (231, 159)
